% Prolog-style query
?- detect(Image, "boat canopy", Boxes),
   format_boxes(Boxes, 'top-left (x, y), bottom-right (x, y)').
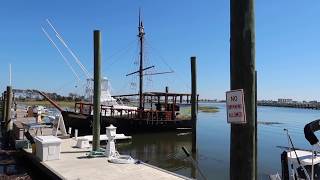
top-left (304, 119), bottom-right (320, 145)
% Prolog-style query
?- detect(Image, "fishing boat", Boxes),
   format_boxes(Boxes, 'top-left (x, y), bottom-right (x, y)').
top-left (39, 13), bottom-right (193, 135)
top-left (270, 119), bottom-right (320, 180)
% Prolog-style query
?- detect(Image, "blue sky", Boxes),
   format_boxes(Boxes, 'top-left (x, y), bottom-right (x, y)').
top-left (0, 0), bottom-right (320, 101)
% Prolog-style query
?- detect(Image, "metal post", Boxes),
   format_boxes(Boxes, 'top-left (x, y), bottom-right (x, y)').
top-left (230, 0), bottom-right (256, 179)
top-left (92, 30), bottom-right (101, 151)
top-left (191, 57), bottom-right (197, 153)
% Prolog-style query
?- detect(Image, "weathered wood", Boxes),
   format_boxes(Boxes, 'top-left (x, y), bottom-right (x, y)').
top-left (5, 87), bottom-right (12, 127)
top-left (2, 91), bottom-right (7, 122)
top-left (92, 30), bottom-right (101, 151)
top-left (230, 0), bottom-right (256, 179)
top-left (255, 70), bottom-right (258, 180)
top-left (191, 57), bottom-right (197, 154)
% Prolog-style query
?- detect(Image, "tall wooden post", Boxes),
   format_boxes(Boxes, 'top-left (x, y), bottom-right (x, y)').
top-left (191, 57), bottom-right (197, 153)
top-left (92, 30), bottom-right (101, 151)
top-left (165, 86), bottom-right (169, 110)
top-left (255, 70), bottom-right (258, 180)
top-left (230, 0), bottom-right (256, 179)
top-left (5, 87), bottom-right (12, 126)
top-left (2, 92), bottom-right (7, 122)
top-left (197, 94), bottom-right (199, 112)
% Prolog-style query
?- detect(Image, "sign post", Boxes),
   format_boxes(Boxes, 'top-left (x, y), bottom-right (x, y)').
top-left (226, 89), bottom-right (246, 124)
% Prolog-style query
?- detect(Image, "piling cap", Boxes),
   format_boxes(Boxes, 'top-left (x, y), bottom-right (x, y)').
top-left (106, 124), bottom-right (117, 137)
top-left (106, 124), bottom-right (117, 130)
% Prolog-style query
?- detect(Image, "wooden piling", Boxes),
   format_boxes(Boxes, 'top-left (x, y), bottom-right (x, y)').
top-left (2, 91), bottom-right (7, 122)
top-left (197, 94), bottom-right (199, 112)
top-left (255, 70), bottom-right (258, 180)
top-left (92, 30), bottom-right (101, 151)
top-left (191, 57), bottom-right (197, 154)
top-left (230, 0), bottom-right (256, 179)
top-left (5, 87), bottom-right (12, 127)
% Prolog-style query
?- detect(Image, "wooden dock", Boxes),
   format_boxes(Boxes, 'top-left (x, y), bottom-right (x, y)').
top-left (10, 107), bottom-right (190, 180)
top-left (22, 138), bottom-right (189, 180)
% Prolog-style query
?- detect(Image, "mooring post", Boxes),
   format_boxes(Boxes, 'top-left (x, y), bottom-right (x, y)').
top-left (92, 30), bottom-right (101, 151)
top-left (197, 94), bottom-right (199, 112)
top-left (191, 56), bottom-right (197, 154)
top-left (5, 87), bottom-right (12, 127)
top-left (2, 91), bottom-right (7, 123)
top-left (165, 86), bottom-right (169, 110)
top-left (230, 0), bottom-right (256, 179)
top-left (255, 70), bottom-right (258, 180)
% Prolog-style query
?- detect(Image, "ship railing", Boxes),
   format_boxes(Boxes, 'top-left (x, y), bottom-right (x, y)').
top-left (74, 102), bottom-right (176, 121)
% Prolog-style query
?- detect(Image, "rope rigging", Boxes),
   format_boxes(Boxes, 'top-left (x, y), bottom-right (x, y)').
top-left (46, 19), bottom-right (92, 79)
top-left (41, 26), bottom-right (81, 82)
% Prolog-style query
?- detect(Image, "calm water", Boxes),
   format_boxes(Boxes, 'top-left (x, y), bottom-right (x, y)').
top-left (117, 103), bottom-right (320, 179)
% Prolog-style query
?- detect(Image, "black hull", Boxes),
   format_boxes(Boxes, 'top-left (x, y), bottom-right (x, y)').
top-left (61, 111), bottom-right (192, 136)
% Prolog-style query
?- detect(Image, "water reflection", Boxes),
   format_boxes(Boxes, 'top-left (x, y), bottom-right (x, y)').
top-left (117, 132), bottom-right (197, 178)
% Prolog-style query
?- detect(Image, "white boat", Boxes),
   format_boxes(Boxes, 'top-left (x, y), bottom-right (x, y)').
top-left (80, 77), bottom-right (137, 116)
top-left (270, 119), bottom-right (320, 180)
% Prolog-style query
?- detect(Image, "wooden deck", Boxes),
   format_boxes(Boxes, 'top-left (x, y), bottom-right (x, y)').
top-left (11, 107), bottom-right (190, 180)
top-left (22, 138), bottom-right (189, 180)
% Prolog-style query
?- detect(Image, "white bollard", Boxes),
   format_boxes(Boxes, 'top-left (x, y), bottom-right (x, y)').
top-left (74, 129), bottom-right (78, 139)
top-left (36, 110), bottom-right (42, 123)
top-left (68, 127), bottom-right (72, 134)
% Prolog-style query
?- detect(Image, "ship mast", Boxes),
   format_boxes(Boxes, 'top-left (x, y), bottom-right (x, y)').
top-left (138, 10), bottom-right (145, 110)
top-left (126, 10), bottom-right (173, 110)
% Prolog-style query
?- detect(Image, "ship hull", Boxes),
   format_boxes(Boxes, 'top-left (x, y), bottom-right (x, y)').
top-left (61, 111), bottom-right (192, 136)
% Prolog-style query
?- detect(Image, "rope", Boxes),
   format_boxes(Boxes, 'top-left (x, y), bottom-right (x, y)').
top-left (46, 19), bottom-right (91, 79)
top-left (104, 39), bottom-right (137, 70)
top-left (41, 26), bottom-right (81, 81)
top-left (144, 39), bottom-right (191, 92)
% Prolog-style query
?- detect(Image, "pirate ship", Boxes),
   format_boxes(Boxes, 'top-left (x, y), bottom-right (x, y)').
top-left (39, 12), bottom-right (194, 135)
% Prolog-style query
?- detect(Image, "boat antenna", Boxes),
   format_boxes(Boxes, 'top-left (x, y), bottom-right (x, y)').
top-left (46, 19), bottom-right (92, 79)
top-left (41, 26), bottom-right (81, 82)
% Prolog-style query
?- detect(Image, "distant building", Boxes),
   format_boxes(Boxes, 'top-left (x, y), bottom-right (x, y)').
top-left (278, 98), bottom-right (293, 104)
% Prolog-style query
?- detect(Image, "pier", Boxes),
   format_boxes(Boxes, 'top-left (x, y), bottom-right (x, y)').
top-left (258, 101), bottom-right (320, 110)
top-left (22, 138), bottom-right (188, 180)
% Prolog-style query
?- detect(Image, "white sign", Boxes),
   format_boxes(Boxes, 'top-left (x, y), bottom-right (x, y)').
top-left (226, 89), bottom-right (246, 124)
